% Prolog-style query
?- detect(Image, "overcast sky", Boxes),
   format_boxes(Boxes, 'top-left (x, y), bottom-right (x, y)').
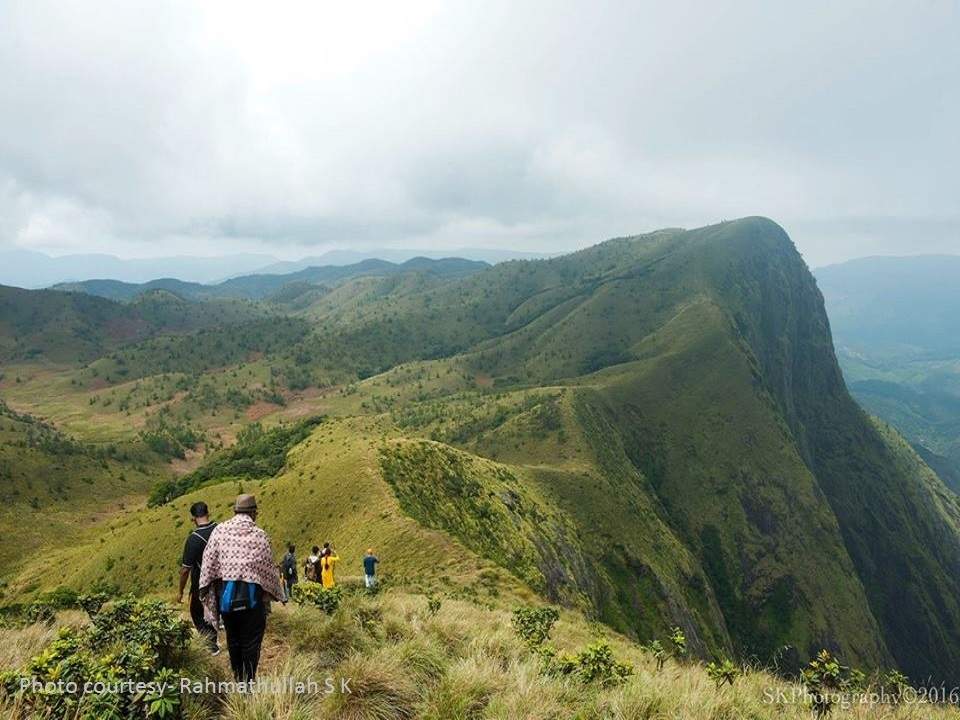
top-left (1, 0), bottom-right (957, 267)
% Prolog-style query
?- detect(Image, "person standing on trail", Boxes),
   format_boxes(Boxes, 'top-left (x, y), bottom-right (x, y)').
top-left (281, 543), bottom-right (298, 594)
top-left (320, 543), bottom-right (340, 588)
top-left (304, 545), bottom-right (321, 582)
top-left (363, 548), bottom-right (379, 589)
top-left (177, 501), bottom-right (219, 655)
top-left (198, 494), bottom-right (283, 682)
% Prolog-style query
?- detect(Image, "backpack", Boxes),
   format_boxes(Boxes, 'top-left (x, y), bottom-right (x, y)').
top-left (304, 557), bottom-right (319, 582)
top-left (218, 580), bottom-right (262, 613)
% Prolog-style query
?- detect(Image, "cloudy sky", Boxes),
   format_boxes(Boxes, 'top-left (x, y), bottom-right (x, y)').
top-left (0, 0), bottom-right (957, 267)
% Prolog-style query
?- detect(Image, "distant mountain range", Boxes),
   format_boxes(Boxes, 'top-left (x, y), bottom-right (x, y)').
top-left (52, 257), bottom-right (489, 302)
top-left (0, 246), bottom-right (553, 289)
top-left (815, 254), bottom-right (960, 490)
top-left (0, 249), bottom-right (278, 288)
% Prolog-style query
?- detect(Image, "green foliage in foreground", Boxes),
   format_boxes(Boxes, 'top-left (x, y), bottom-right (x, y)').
top-left (1, 598), bottom-right (191, 719)
top-left (290, 581), bottom-right (343, 614)
top-left (148, 416), bottom-right (323, 505)
top-left (512, 605), bottom-right (559, 646)
top-left (537, 640), bottom-right (635, 687)
top-left (706, 658), bottom-right (740, 688)
top-left (511, 604), bottom-right (633, 687)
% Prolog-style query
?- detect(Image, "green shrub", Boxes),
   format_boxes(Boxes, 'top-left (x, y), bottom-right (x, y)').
top-left (291, 581), bottom-right (343, 614)
top-left (576, 641), bottom-right (634, 686)
top-left (511, 606), bottom-right (559, 647)
top-left (39, 586), bottom-right (80, 610)
top-left (427, 594), bottom-right (442, 616)
top-left (668, 626), bottom-right (687, 658)
top-left (25, 601), bottom-right (55, 625)
top-left (77, 591), bottom-right (110, 618)
top-left (538, 640), bottom-right (632, 686)
top-left (706, 658), bottom-right (740, 688)
top-left (1, 597), bottom-right (191, 719)
top-left (801, 649), bottom-right (846, 717)
top-left (881, 669), bottom-right (910, 704)
top-left (647, 639), bottom-right (667, 672)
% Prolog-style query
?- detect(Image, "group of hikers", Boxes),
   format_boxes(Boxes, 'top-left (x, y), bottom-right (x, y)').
top-left (176, 495), bottom-right (380, 682)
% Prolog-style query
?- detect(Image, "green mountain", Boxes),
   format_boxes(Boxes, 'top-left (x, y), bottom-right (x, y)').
top-left (53, 256), bottom-right (488, 302)
top-left (0, 285), bottom-right (269, 363)
top-left (816, 255), bottom-right (960, 489)
top-left (4, 219), bottom-right (960, 686)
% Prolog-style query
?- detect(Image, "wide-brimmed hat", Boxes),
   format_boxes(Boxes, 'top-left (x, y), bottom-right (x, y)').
top-left (234, 494), bottom-right (258, 513)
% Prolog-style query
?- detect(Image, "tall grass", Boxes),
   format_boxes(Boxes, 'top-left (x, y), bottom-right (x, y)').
top-left (3, 589), bottom-right (958, 720)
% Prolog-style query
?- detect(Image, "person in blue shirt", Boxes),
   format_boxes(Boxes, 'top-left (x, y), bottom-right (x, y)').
top-left (363, 548), bottom-right (379, 588)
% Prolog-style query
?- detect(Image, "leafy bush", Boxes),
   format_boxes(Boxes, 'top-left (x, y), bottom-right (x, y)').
top-left (538, 640), bottom-right (633, 687)
top-left (881, 669), bottom-right (910, 704)
top-left (706, 658), bottom-right (740, 688)
top-left (25, 601), bottom-right (55, 625)
top-left (77, 591), bottom-right (110, 618)
top-left (647, 639), bottom-right (667, 672)
top-left (426, 594), bottom-right (442, 616)
top-left (1, 597), bottom-right (191, 719)
top-left (669, 626), bottom-right (687, 657)
top-left (801, 649), bottom-right (846, 717)
top-left (511, 606), bottom-right (559, 647)
top-left (291, 581), bottom-right (343, 614)
top-left (38, 586), bottom-right (80, 610)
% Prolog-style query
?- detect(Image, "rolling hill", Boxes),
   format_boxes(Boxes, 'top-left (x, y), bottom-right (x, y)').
top-left (4, 218), bottom-right (960, 688)
top-left (0, 284), bottom-right (270, 363)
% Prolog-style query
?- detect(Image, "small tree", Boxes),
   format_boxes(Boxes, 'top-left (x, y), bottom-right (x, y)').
top-left (706, 658), bottom-right (740, 688)
top-left (669, 626), bottom-right (687, 658)
top-left (511, 606), bottom-right (559, 647)
top-left (802, 650), bottom-right (846, 718)
top-left (881, 669), bottom-right (910, 704)
top-left (647, 639), bottom-right (667, 672)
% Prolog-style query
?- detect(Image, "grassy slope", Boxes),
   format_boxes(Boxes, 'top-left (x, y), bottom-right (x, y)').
top-left (5, 417), bottom-right (535, 608)
top-left (5, 590), bottom-right (960, 720)
top-left (0, 285), bottom-right (269, 363)
top-left (0, 403), bottom-right (160, 585)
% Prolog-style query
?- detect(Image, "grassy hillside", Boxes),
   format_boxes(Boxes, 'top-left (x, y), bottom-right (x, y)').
top-left (4, 218), bottom-right (960, 687)
top-left (5, 587), bottom-right (956, 720)
top-left (0, 401), bottom-right (161, 583)
top-left (0, 285), bottom-right (269, 363)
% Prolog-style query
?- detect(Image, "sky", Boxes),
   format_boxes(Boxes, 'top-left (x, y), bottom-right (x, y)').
top-left (0, 0), bottom-right (957, 268)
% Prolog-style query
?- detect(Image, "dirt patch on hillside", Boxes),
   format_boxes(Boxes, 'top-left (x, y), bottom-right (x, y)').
top-left (245, 401), bottom-right (282, 421)
top-left (169, 447), bottom-right (206, 476)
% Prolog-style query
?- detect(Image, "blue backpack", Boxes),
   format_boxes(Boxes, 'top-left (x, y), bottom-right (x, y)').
top-left (219, 580), bottom-right (262, 613)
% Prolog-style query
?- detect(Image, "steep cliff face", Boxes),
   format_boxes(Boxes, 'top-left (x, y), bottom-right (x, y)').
top-left (417, 217), bottom-right (960, 679)
top-left (685, 218), bottom-right (960, 680)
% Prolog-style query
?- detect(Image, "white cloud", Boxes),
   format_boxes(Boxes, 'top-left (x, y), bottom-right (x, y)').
top-left (0, 0), bottom-right (956, 264)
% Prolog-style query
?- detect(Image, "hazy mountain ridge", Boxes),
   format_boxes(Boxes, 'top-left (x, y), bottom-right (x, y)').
top-left (52, 256), bottom-right (489, 302)
top-left (0, 246), bottom-right (541, 290)
top-left (815, 254), bottom-right (960, 490)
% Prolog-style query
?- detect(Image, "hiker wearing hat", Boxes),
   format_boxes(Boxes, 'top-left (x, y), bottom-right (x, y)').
top-left (177, 501), bottom-right (219, 655)
top-left (198, 494), bottom-right (283, 682)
